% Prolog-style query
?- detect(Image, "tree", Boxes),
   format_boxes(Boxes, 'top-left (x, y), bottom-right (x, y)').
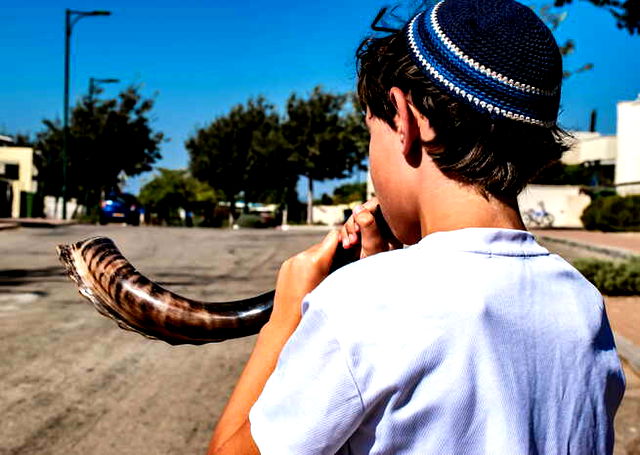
top-left (187, 97), bottom-right (281, 224)
top-left (535, 5), bottom-right (594, 79)
top-left (34, 86), bottom-right (164, 214)
top-left (532, 160), bottom-right (614, 186)
top-left (283, 87), bottom-right (368, 223)
top-left (554, 0), bottom-right (640, 35)
top-left (0, 130), bottom-right (32, 146)
top-left (138, 168), bottom-right (218, 225)
top-left (332, 182), bottom-right (367, 204)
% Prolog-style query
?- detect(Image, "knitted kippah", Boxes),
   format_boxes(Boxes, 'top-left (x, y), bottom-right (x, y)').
top-left (405, 0), bottom-right (562, 126)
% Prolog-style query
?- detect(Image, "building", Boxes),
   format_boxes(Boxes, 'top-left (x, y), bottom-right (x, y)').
top-left (0, 136), bottom-right (38, 218)
top-left (614, 98), bottom-right (640, 196)
top-left (520, 97), bottom-right (640, 227)
top-left (366, 96), bottom-right (640, 228)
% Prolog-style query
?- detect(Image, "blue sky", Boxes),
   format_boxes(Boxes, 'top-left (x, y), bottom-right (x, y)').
top-left (2, 0), bottom-right (639, 198)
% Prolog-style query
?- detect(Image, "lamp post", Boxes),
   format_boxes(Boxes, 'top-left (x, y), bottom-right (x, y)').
top-left (62, 9), bottom-right (111, 220)
top-left (88, 77), bottom-right (120, 107)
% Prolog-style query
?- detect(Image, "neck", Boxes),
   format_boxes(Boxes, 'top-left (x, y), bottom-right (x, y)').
top-left (418, 179), bottom-right (526, 237)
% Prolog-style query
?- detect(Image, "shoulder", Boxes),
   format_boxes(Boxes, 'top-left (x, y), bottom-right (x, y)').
top-left (309, 246), bottom-right (415, 307)
top-left (300, 244), bottom-right (448, 346)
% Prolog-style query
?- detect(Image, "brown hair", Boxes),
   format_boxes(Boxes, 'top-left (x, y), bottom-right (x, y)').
top-left (356, 30), bottom-right (572, 201)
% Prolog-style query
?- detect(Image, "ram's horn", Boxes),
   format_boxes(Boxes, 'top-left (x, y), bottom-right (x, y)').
top-left (56, 236), bottom-right (357, 345)
top-left (56, 237), bottom-right (276, 345)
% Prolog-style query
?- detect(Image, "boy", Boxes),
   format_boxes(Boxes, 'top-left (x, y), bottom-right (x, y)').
top-left (208, 0), bottom-right (625, 453)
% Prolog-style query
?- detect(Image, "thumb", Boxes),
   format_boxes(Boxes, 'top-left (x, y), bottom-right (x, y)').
top-left (315, 230), bottom-right (340, 268)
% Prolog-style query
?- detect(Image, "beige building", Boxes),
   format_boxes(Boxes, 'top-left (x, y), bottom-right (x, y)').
top-left (0, 136), bottom-right (38, 218)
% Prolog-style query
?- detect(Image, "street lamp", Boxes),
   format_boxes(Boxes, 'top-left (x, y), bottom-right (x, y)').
top-left (88, 77), bottom-right (120, 106)
top-left (62, 9), bottom-right (111, 220)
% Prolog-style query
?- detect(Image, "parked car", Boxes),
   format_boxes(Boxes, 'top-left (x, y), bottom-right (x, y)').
top-left (99, 192), bottom-right (142, 226)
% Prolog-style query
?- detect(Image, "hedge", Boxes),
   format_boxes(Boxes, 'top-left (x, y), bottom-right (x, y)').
top-left (573, 258), bottom-right (640, 295)
top-left (236, 214), bottom-right (271, 228)
top-left (581, 195), bottom-right (640, 232)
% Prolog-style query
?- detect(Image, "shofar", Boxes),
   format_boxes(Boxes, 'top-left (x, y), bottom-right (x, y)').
top-left (56, 236), bottom-right (356, 345)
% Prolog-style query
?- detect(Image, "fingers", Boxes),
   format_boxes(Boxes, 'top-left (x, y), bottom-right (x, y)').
top-left (339, 197), bottom-right (401, 259)
top-left (361, 197), bottom-right (379, 212)
top-left (340, 197), bottom-right (380, 249)
top-left (293, 230), bottom-right (342, 277)
top-left (271, 230), bottom-right (341, 331)
top-left (353, 204), bottom-right (387, 258)
top-left (314, 229), bottom-right (341, 271)
top-left (340, 214), bottom-right (359, 249)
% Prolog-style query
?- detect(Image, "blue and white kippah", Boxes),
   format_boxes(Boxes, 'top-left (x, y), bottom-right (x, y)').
top-left (406, 0), bottom-right (562, 126)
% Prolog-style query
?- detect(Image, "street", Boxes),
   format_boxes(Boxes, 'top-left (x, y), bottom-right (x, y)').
top-left (0, 225), bottom-right (326, 455)
top-left (1, 225), bottom-right (639, 454)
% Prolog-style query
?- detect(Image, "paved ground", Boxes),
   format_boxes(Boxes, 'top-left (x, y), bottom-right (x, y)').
top-left (534, 228), bottom-right (640, 256)
top-left (534, 229), bottom-right (640, 347)
top-left (0, 225), bottom-right (326, 455)
top-left (535, 230), bottom-right (640, 455)
top-left (1, 225), bottom-right (639, 454)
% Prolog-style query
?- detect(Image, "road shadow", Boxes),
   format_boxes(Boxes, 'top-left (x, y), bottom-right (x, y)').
top-left (0, 266), bottom-right (66, 286)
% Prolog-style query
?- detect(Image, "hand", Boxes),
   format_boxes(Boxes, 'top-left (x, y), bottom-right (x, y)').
top-left (340, 198), bottom-right (402, 259)
top-left (268, 230), bottom-right (340, 333)
top-left (209, 233), bottom-right (340, 455)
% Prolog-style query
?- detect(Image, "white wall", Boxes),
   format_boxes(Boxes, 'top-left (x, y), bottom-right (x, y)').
top-left (44, 196), bottom-right (81, 220)
top-left (615, 98), bottom-right (640, 196)
top-left (312, 204), bottom-right (353, 226)
top-left (518, 184), bottom-right (591, 228)
top-left (562, 132), bottom-right (617, 166)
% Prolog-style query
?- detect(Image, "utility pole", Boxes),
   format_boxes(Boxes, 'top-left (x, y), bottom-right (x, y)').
top-left (88, 77), bottom-right (120, 108)
top-left (62, 9), bottom-right (111, 220)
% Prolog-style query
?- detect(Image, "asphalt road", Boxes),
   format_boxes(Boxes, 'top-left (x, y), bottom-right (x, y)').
top-left (0, 225), bottom-right (326, 455)
top-left (1, 225), bottom-right (638, 454)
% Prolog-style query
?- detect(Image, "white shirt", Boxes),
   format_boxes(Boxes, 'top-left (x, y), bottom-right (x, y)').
top-left (250, 228), bottom-right (625, 454)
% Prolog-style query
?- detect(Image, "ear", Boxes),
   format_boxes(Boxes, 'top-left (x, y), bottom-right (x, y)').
top-left (389, 87), bottom-right (419, 156)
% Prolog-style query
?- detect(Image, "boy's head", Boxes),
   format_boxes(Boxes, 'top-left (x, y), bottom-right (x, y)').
top-left (357, 0), bottom-right (571, 203)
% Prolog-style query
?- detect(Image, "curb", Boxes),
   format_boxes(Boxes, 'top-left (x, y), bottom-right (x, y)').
top-left (615, 333), bottom-right (640, 375)
top-left (0, 222), bottom-right (19, 231)
top-left (0, 218), bottom-right (76, 228)
top-left (536, 234), bottom-right (638, 260)
top-left (537, 234), bottom-right (640, 373)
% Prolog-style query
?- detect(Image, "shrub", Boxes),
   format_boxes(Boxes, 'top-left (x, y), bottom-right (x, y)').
top-left (581, 195), bottom-right (640, 231)
top-left (573, 258), bottom-right (640, 295)
top-left (236, 214), bottom-right (268, 228)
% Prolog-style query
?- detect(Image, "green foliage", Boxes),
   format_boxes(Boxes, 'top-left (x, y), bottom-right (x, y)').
top-left (553, 0), bottom-right (640, 35)
top-left (332, 182), bottom-right (366, 204)
top-left (236, 213), bottom-right (269, 228)
top-left (186, 88), bottom-right (368, 224)
top-left (314, 193), bottom-right (334, 205)
top-left (574, 258), bottom-right (640, 295)
top-left (186, 97), bottom-right (283, 220)
top-left (34, 86), bottom-right (164, 212)
top-left (535, 5), bottom-right (594, 78)
top-left (581, 195), bottom-right (640, 231)
top-left (283, 87), bottom-right (367, 183)
top-left (139, 168), bottom-right (218, 225)
top-left (283, 87), bottom-right (368, 222)
top-left (0, 131), bottom-right (32, 146)
top-left (532, 161), bottom-right (613, 186)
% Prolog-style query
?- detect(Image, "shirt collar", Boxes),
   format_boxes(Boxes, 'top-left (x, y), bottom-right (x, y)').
top-left (415, 228), bottom-right (549, 257)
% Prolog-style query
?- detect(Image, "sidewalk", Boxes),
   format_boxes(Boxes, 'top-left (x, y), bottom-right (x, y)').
top-left (0, 221), bottom-right (19, 230)
top-left (532, 229), bottom-right (640, 374)
top-left (0, 218), bottom-right (76, 228)
top-left (532, 228), bottom-right (640, 258)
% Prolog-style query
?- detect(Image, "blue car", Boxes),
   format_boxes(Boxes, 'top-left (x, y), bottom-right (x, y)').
top-left (99, 192), bottom-right (142, 226)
